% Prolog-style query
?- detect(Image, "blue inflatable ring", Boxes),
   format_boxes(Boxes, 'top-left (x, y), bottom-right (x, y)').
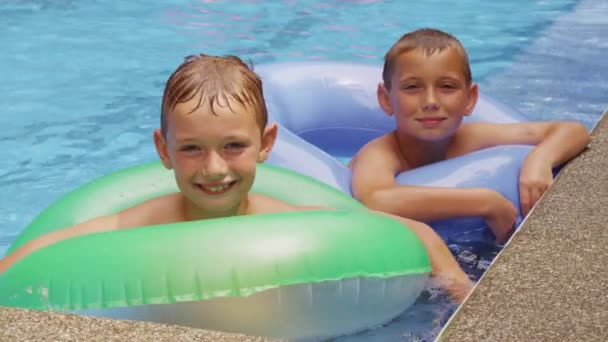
top-left (257, 62), bottom-right (536, 242)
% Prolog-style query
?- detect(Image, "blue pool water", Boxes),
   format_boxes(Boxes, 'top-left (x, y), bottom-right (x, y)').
top-left (1, 0), bottom-right (607, 340)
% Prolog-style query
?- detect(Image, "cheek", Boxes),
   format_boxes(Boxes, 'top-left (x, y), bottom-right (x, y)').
top-left (243, 154), bottom-right (260, 172)
top-left (172, 154), bottom-right (199, 173)
top-left (444, 93), bottom-right (468, 107)
top-left (229, 150), bottom-right (259, 171)
top-left (395, 95), bottom-right (417, 110)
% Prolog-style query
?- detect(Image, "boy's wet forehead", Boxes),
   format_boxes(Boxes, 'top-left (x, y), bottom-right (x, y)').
top-left (393, 48), bottom-right (467, 81)
top-left (171, 95), bottom-right (257, 120)
top-left (167, 97), bottom-right (261, 136)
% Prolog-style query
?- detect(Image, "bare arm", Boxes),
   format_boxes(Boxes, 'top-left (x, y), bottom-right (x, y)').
top-left (0, 214), bottom-right (120, 274)
top-left (350, 137), bottom-right (508, 221)
top-left (0, 194), bottom-right (181, 274)
top-left (350, 136), bottom-right (517, 243)
top-left (525, 121), bottom-right (590, 167)
top-left (519, 121), bottom-right (589, 214)
top-left (457, 121), bottom-right (590, 166)
top-left (363, 185), bottom-right (505, 222)
top-left (459, 121), bottom-right (590, 215)
top-left (369, 210), bottom-right (473, 302)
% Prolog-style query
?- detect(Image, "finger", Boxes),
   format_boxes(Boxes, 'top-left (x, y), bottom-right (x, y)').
top-left (496, 226), bottom-right (511, 245)
top-left (519, 185), bottom-right (531, 217)
top-left (508, 202), bottom-right (518, 227)
top-left (529, 186), bottom-right (543, 211)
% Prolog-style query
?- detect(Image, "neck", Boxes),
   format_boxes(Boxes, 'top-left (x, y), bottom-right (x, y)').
top-left (181, 195), bottom-right (250, 221)
top-left (393, 130), bottom-right (451, 168)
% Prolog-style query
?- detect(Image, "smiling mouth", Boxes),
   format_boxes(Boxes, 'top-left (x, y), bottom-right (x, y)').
top-left (196, 180), bottom-right (237, 195)
top-left (416, 117), bottom-right (446, 126)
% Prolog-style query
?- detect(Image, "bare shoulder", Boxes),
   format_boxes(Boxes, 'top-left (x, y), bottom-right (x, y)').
top-left (350, 132), bottom-right (404, 172)
top-left (117, 193), bottom-right (186, 228)
top-left (349, 132), bottom-right (405, 199)
top-left (248, 193), bottom-right (332, 215)
top-left (247, 193), bottom-right (299, 215)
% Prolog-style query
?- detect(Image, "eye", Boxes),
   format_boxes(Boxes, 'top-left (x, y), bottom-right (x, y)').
top-left (440, 83), bottom-right (457, 89)
top-left (225, 142), bottom-right (246, 151)
top-left (400, 83), bottom-right (422, 92)
top-left (180, 144), bottom-right (200, 152)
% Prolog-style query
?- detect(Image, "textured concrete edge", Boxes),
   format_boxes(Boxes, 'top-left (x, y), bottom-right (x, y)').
top-left (435, 110), bottom-right (608, 342)
top-left (0, 306), bottom-right (283, 342)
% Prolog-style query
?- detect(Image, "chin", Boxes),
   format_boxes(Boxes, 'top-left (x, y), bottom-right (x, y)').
top-left (414, 133), bottom-right (451, 143)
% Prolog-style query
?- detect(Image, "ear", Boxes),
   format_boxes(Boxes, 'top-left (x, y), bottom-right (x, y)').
top-left (464, 83), bottom-right (479, 116)
top-left (153, 129), bottom-right (173, 169)
top-left (258, 123), bottom-right (278, 162)
top-left (377, 83), bottom-right (393, 116)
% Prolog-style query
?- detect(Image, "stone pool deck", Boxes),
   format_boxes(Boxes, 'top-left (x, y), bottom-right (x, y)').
top-left (0, 305), bottom-right (281, 342)
top-left (438, 111), bottom-right (608, 342)
top-left (1, 113), bottom-right (606, 341)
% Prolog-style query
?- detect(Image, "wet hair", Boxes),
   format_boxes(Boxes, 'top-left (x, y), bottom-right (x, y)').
top-left (382, 28), bottom-right (472, 89)
top-left (160, 54), bottom-right (268, 137)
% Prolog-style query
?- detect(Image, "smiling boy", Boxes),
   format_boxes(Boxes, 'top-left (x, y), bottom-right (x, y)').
top-left (350, 28), bottom-right (590, 244)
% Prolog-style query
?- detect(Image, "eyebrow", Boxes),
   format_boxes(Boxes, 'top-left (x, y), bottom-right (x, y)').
top-left (398, 74), bottom-right (463, 83)
top-left (437, 74), bottom-right (464, 80)
top-left (223, 134), bottom-right (251, 141)
top-left (175, 134), bottom-right (252, 143)
top-left (398, 76), bottom-right (422, 83)
top-left (174, 137), bottom-right (198, 143)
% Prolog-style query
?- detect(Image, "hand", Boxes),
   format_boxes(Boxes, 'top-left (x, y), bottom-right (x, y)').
top-left (519, 157), bottom-right (554, 217)
top-left (482, 190), bottom-right (518, 244)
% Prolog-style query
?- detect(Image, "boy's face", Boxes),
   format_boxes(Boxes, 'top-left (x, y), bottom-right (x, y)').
top-left (154, 95), bottom-right (277, 218)
top-left (378, 48), bottom-right (478, 142)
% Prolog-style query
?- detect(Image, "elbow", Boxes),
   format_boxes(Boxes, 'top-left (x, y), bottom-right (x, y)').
top-left (358, 190), bottom-right (395, 213)
top-left (363, 195), bottom-right (382, 211)
top-left (577, 122), bottom-right (591, 146)
top-left (354, 190), bottom-right (371, 206)
top-left (562, 121), bottom-right (590, 146)
top-left (355, 190), bottom-right (379, 209)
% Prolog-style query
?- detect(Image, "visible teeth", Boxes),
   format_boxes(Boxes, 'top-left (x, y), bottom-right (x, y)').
top-left (203, 184), bottom-right (230, 192)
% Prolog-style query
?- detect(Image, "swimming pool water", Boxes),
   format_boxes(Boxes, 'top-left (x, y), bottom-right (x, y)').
top-left (1, 0), bottom-right (607, 340)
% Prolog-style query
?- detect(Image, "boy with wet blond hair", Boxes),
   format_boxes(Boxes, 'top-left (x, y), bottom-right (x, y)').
top-left (0, 54), bottom-right (474, 302)
top-left (350, 28), bottom-right (590, 244)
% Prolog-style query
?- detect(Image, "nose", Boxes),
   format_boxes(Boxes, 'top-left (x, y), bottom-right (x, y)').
top-left (422, 88), bottom-right (440, 111)
top-left (201, 151), bottom-right (228, 179)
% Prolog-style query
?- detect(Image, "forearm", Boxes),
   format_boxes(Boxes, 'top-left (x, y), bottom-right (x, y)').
top-left (369, 211), bottom-right (473, 302)
top-left (0, 215), bottom-right (119, 274)
top-left (362, 186), bottom-right (494, 222)
top-left (531, 122), bottom-right (589, 167)
top-left (0, 235), bottom-right (52, 273)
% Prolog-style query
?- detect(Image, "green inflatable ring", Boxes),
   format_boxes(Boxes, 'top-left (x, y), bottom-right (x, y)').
top-left (0, 162), bottom-right (431, 341)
